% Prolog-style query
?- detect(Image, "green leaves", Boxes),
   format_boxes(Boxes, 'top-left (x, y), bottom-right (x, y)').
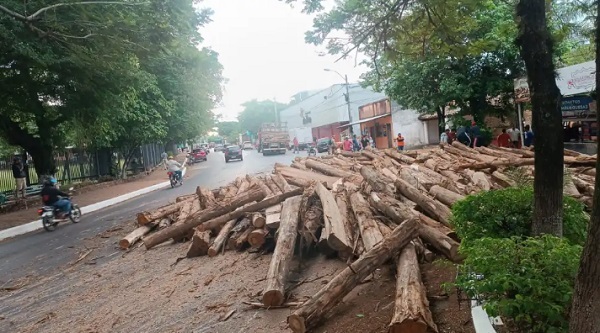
top-left (237, 100), bottom-right (286, 135)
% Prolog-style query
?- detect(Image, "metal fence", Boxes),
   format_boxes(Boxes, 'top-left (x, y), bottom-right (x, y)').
top-left (0, 143), bottom-right (165, 194)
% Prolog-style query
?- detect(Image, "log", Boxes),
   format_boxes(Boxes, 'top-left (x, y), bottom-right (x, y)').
top-left (385, 149), bottom-right (417, 164)
top-left (413, 238), bottom-right (434, 263)
top-left (172, 201), bottom-right (194, 242)
top-left (208, 218), bottom-right (238, 257)
top-left (389, 242), bottom-right (438, 333)
top-left (572, 177), bottom-right (595, 197)
top-left (247, 175), bottom-right (273, 197)
top-left (455, 158), bottom-right (535, 170)
top-left (227, 217), bottom-right (251, 250)
top-left (186, 230), bottom-right (211, 257)
top-left (428, 185), bottom-right (465, 207)
top-left (143, 188), bottom-right (267, 249)
top-left (399, 167), bottom-right (437, 191)
top-left (265, 175), bottom-right (283, 195)
top-left (236, 178), bottom-right (251, 195)
top-left (291, 161), bottom-right (308, 170)
top-left (418, 213), bottom-right (457, 240)
top-left (564, 178), bottom-right (582, 198)
top-left (349, 191), bottom-right (384, 251)
top-left (360, 166), bottom-right (396, 196)
top-left (248, 227), bottom-right (269, 248)
top-left (272, 172), bottom-right (293, 192)
top-left (491, 171), bottom-right (517, 188)
top-left (300, 189), bottom-right (323, 246)
top-left (176, 194), bottom-right (196, 203)
top-left (157, 217), bottom-right (171, 229)
top-left (275, 164), bottom-right (340, 189)
top-left (394, 178), bottom-right (452, 226)
top-left (197, 188), bottom-right (303, 232)
top-left (263, 196), bottom-right (302, 306)
top-left (287, 218), bottom-right (419, 333)
top-left (136, 200), bottom-right (189, 225)
top-left (265, 204), bottom-right (283, 229)
top-left (418, 221), bottom-right (461, 262)
top-left (314, 182), bottom-right (352, 254)
top-left (334, 187), bottom-right (355, 245)
top-left (251, 213), bottom-right (266, 228)
top-left (196, 186), bottom-right (216, 209)
top-left (119, 222), bottom-right (158, 249)
top-left (305, 159), bottom-right (355, 178)
top-left (462, 170), bottom-right (492, 191)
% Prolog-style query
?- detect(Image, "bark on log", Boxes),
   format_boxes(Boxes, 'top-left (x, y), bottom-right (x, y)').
top-left (172, 201), bottom-right (195, 242)
top-left (564, 178), bottom-right (582, 198)
top-left (300, 188), bottom-right (323, 246)
top-left (287, 218), bottom-right (419, 333)
top-left (247, 175), bottom-right (273, 197)
top-left (248, 228), bottom-right (269, 248)
top-left (143, 188), bottom-right (267, 249)
top-left (227, 217), bottom-right (251, 250)
top-left (275, 164), bottom-right (340, 189)
top-left (236, 179), bottom-right (251, 195)
top-left (272, 173), bottom-right (293, 192)
top-left (455, 158), bottom-right (535, 170)
top-left (251, 213), bottom-right (266, 228)
top-left (413, 238), bottom-right (434, 263)
top-left (265, 204), bottom-right (283, 229)
top-left (119, 222), bottom-right (158, 249)
top-left (394, 178), bottom-right (452, 226)
top-left (196, 186), bottom-right (216, 209)
top-left (349, 191), bottom-right (384, 251)
top-left (444, 143), bottom-right (496, 163)
top-left (389, 242), bottom-right (438, 333)
top-left (197, 188), bottom-right (304, 232)
top-left (265, 175), bottom-right (283, 196)
top-left (263, 196), bottom-right (302, 306)
top-left (314, 182), bottom-right (352, 254)
top-left (305, 159), bottom-right (356, 179)
top-left (462, 170), bottom-right (492, 191)
top-left (399, 167), bottom-right (437, 192)
top-left (186, 230), bottom-right (211, 257)
top-left (360, 166), bottom-right (396, 196)
top-left (334, 187), bottom-right (355, 246)
top-left (176, 194), bottom-right (196, 203)
top-left (418, 213), bottom-right (458, 240)
top-left (491, 171), bottom-right (517, 188)
top-left (572, 177), bottom-right (595, 197)
top-left (291, 161), bottom-right (308, 170)
top-left (418, 222), bottom-right (461, 262)
top-left (428, 185), bottom-right (465, 207)
top-left (136, 200), bottom-right (189, 225)
top-left (385, 149), bottom-right (417, 164)
top-left (208, 218), bottom-right (238, 257)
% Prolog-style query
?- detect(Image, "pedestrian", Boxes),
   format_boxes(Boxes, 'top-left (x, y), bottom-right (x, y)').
top-left (457, 125), bottom-right (472, 147)
top-left (470, 121), bottom-right (481, 147)
top-left (448, 128), bottom-right (457, 144)
top-left (328, 137), bottom-right (335, 155)
top-left (11, 156), bottom-right (27, 200)
top-left (369, 135), bottom-right (375, 148)
top-left (161, 151), bottom-right (168, 170)
top-left (440, 129), bottom-right (450, 144)
top-left (343, 137), bottom-right (353, 151)
top-left (352, 134), bottom-right (361, 152)
top-left (508, 126), bottom-right (520, 148)
top-left (361, 135), bottom-right (370, 150)
top-left (293, 136), bottom-right (299, 154)
top-left (396, 133), bottom-right (405, 151)
top-left (524, 125), bottom-right (534, 147)
top-left (497, 128), bottom-right (511, 148)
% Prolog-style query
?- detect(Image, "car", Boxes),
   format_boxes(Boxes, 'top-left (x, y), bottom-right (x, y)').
top-left (225, 145), bottom-right (243, 163)
top-left (214, 144), bottom-right (224, 152)
top-left (316, 137), bottom-right (331, 153)
top-left (242, 141), bottom-right (253, 150)
top-left (190, 148), bottom-right (207, 163)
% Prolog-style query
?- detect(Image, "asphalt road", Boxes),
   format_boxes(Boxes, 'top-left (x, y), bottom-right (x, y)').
top-left (0, 148), bottom-right (302, 282)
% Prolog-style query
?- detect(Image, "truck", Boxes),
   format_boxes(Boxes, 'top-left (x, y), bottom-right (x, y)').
top-left (258, 122), bottom-right (289, 156)
top-left (288, 126), bottom-right (313, 150)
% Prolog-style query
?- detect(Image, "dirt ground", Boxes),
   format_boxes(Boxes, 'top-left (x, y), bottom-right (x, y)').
top-left (0, 219), bottom-right (474, 333)
top-left (0, 156), bottom-right (191, 231)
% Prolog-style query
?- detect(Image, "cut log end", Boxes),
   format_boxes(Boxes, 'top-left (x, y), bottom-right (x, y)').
top-left (287, 315), bottom-right (307, 333)
top-left (262, 290), bottom-right (284, 307)
top-left (389, 320), bottom-right (429, 333)
top-left (118, 239), bottom-right (130, 250)
top-left (136, 213), bottom-right (150, 225)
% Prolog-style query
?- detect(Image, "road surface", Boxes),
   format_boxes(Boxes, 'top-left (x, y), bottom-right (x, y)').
top-left (0, 149), bottom-right (301, 282)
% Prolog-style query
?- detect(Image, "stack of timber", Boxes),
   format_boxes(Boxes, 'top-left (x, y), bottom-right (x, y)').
top-left (118, 142), bottom-right (596, 332)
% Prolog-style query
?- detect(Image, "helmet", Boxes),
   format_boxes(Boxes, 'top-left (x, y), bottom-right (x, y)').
top-left (44, 177), bottom-right (57, 187)
top-left (168, 155), bottom-right (174, 159)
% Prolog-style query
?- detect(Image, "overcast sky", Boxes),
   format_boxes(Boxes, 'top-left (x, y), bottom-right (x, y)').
top-left (199, 0), bottom-right (368, 121)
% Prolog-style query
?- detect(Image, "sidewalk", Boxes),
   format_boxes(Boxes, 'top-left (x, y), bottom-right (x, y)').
top-left (0, 156), bottom-right (189, 232)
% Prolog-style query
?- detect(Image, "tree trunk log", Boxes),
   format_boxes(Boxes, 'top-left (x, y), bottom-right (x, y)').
top-left (419, 213), bottom-right (458, 240)
top-left (265, 175), bottom-right (283, 196)
top-left (272, 172), bottom-right (293, 192)
top-left (247, 175), bottom-right (273, 197)
top-left (455, 158), bottom-right (535, 171)
top-left (389, 242), bottom-right (438, 333)
top-left (208, 218), bottom-right (238, 256)
top-left (418, 222), bottom-right (461, 262)
top-left (275, 164), bottom-right (340, 189)
top-left (265, 204), bottom-right (283, 229)
top-left (172, 201), bottom-right (195, 242)
top-left (263, 196), bottom-right (302, 306)
top-left (305, 159), bottom-right (356, 179)
top-left (413, 238), bottom-right (434, 263)
top-left (248, 227), bottom-right (269, 248)
top-left (227, 217), bottom-right (251, 250)
top-left (491, 171), bottom-right (517, 188)
top-left (314, 182), bottom-right (352, 254)
top-left (197, 188), bottom-right (303, 232)
top-left (251, 213), bottom-right (266, 228)
top-left (186, 230), bottom-right (211, 257)
top-left (143, 188), bottom-right (267, 249)
top-left (119, 223), bottom-right (158, 249)
top-left (287, 218), bottom-right (419, 333)
top-left (385, 149), bottom-right (417, 164)
top-left (136, 200), bottom-right (189, 225)
top-left (300, 188), bottom-right (323, 246)
top-left (360, 166), bottom-right (396, 197)
top-left (176, 194), bottom-right (196, 203)
top-left (349, 191), bottom-right (384, 251)
top-left (394, 178), bottom-right (452, 226)
top-left (428, 185), bottom-right (465, 207)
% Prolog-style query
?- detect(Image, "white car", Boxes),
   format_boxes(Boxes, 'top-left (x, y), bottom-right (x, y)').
top-left (242, 141), bottom-right (253, 150)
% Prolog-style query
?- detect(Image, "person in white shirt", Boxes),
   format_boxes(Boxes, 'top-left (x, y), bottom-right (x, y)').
top-left (508, 127), bottom-right (520, 148)
top-left (440, 129), bottom-right (450, 144)
top-left (166, 156), bottom-right (183, 181)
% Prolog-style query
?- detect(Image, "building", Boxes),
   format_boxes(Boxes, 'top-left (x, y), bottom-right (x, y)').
top-left (279, 84), bottom-right (386, 142)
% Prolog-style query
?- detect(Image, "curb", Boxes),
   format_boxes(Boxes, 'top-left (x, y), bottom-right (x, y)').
top-left (471, 300), bottom-right (497, 333)
top-left (0, 167), bottom-right (187, 241)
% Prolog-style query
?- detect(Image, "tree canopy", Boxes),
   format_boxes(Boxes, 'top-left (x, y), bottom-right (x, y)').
top-left (237, 99), bottom-right (288, 135)
top-left (0, 0), bottom-right (223, 176)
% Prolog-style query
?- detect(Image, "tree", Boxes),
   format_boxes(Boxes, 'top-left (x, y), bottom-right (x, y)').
top-left (217, 121), bottom-right (241, 143)
top-left (568, 3), bottom-right (600, 331)
top-left (237, 100), bottom-right (287, 135)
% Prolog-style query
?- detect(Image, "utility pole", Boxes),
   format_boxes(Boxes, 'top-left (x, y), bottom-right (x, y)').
top-left (324, 69), bottom-right (353, 134)
top-left (273, 98), bottom-right (279, 127)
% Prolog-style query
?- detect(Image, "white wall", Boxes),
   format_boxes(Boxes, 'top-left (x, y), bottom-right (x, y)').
top-left (391, 102), bottom-right (427, 148)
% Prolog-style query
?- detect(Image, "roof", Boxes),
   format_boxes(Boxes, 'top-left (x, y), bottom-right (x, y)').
top-left (418, 107), bottom-right (460, 121)
top-left (338, 114), bottom-right (389, 128)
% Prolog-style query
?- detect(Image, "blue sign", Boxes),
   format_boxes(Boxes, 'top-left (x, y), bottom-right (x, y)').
top-left (561, 96), bottom-right (594, 118)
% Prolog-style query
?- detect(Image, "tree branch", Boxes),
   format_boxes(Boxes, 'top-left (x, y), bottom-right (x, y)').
top-left (0, 1), bottom-right (148, 22)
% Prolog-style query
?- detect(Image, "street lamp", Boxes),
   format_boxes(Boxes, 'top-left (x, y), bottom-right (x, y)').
top-left (324, 68), bottom-right (353, 134)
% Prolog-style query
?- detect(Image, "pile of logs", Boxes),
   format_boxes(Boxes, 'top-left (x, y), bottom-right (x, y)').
top-left (118, 141), bottom-right (596, 333)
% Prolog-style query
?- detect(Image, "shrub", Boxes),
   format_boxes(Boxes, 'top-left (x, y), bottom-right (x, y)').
top-left (451, 186), bottom-right (588, 246)
top-left (456, 236), bottom-right (581, 333)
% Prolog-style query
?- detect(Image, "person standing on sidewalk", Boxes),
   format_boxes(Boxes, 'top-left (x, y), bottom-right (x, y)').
top-left (161, 151), bottom-right (168, 170)
top-left (293, 137), bottom-right (299, 154)
top-left (11, 157), bottom-right (27, 200)
top-left (396, 133), bottom-right (405, 151)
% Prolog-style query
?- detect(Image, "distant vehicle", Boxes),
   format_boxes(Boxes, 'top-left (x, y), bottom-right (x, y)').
top-left (258, 122), bottom-right (289, 156)
top-left (316, 137), bottom-right (331, 153)
top-left (242, 141), bottom-right (253, 150)
top-left (225, 145), bottom-right (243, 163)
top-left (190, 148), bottom-right (207, 163)
top-left (288, 127), bottom-right (313, 150)
top-left (214, 144), bottom-right (224, 152)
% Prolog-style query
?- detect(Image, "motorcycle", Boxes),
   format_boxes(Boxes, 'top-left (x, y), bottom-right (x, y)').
top-left (38, 189), bottom-right (83, 232)
top-left (168, 171), bottom-right (183, 188)
top-left (307, 144), bottom-right (317, 156)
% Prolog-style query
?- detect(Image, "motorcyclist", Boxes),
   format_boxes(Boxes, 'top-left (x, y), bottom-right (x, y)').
top-left (166, 156), bottom-right (183, 182)
top-left (40, 177), bottom-right (71, 217)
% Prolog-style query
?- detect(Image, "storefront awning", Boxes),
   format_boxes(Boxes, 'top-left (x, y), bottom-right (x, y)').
top-left (337, 114), bottom-right (389, 128)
